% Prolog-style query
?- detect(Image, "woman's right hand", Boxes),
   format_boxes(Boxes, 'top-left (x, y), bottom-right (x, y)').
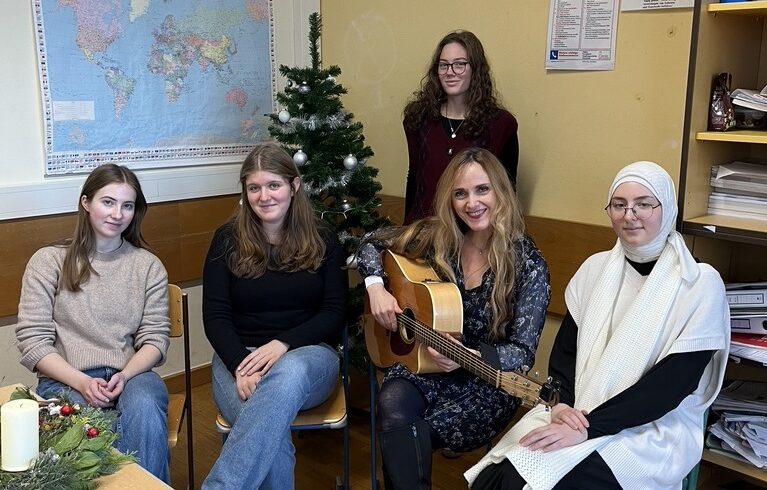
top-left (550, 403), bottom-right (589, 432)
top-left (235, 371), bottom-right (261, 401)
top-left (78, 376), bottom-right (113, 408)
top-left (367, 283), bottom-right (402, 331)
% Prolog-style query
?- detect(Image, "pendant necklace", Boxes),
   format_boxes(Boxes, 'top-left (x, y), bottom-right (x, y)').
top-left (446, 118), bottom-right (464, 156)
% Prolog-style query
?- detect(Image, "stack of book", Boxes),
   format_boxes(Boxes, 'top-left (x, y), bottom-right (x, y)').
top-left (708, 381), bottom-right (767, 468)
top-left (708, 161), bottom-right (767, 221)
top-left (731, 86), bottom-right (767, 113)
top-left (726, 282), bottom-right (767, 364)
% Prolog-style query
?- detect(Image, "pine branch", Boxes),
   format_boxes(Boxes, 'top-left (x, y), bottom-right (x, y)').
top-left (308, 12), bottom-right (321, 70)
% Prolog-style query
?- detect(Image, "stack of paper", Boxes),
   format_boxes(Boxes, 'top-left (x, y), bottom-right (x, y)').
top-left (730, 334), bottom-right (767, 365)
top-left (708, 381), bottom-right (767, 468)
top-left (731, 86), bottom-right (767, 113)
top-left (709, 161), bottom-right (767, 220)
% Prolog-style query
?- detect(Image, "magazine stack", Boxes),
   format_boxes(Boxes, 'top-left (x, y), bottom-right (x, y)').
top-left (707, 381), bottom-right (767, 468)
top-left (708, 161), bottom-right (767, 221)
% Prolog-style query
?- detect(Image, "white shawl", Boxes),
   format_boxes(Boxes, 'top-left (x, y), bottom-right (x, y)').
top-left (465, 162), bottom-right (730, 489)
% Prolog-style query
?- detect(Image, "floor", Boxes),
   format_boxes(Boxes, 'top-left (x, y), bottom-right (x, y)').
top-left (169, 383), bottom-right (767, 489)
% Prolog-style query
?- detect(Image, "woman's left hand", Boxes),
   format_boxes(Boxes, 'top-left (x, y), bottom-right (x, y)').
top-left (519, 422), bottom-right (587, 452)
top-left (237, 340), bottom-right (289, 377)
top-left (102, 372), bottom-right (126, 400)
top-left (427, 335), bottom-right (479, 373)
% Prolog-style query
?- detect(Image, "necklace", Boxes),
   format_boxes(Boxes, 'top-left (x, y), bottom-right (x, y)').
top-left (447, 117), bottom-right (464, 139)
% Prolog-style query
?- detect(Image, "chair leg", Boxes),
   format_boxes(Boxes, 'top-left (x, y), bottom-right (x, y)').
top-left (186, 401), bottom-right (195, 489)
top-left (369, 363), bottom-right (378, 490)
top-left (342, 422), bottom-right (350, 489)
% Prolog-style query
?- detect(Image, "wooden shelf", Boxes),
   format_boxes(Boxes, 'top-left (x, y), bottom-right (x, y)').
top-left (702, 449), bottom-right (767, 483)
top-left (696, 130), bottom-right (767, 144)
top-left (708, 1), bottom-right (767, 16)
top-left (682, 214), bottom-right (767, 245)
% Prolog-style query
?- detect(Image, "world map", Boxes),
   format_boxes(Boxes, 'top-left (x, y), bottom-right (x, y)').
top-left (35, 0), bottom-right (273, 174)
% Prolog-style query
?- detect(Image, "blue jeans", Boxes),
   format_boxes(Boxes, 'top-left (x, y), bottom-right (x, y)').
top-left (36, 368), bottom-right (169, 483)
top-left (202, 344), bottom-right (339, 490)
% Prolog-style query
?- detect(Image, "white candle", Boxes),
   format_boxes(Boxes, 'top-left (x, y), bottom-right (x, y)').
top-left (1, 399), bottom-right (39, 472)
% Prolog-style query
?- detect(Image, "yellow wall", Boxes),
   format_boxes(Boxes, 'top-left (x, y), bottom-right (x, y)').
top-left (321, 1), bottom-right (692, 226)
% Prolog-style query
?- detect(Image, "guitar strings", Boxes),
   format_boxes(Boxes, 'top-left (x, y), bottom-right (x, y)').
top-left (395, 314), bottom-right (538, 398)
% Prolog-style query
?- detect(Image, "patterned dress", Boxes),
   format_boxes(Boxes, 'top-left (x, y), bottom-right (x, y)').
top-left (358, 234), bottom-right (550, 451)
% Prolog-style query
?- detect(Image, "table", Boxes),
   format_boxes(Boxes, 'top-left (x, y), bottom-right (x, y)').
top-left (0, 384), bottom-right (171, 489)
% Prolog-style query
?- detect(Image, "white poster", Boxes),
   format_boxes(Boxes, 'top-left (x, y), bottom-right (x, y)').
top-left (621, 0), bottom-right (693, 11)
top-left (545, 0), bottom-right (620, 71)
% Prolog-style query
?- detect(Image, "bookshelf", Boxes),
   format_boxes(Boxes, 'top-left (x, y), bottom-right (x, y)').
top-left (680, 0), bottom-right (767, 483)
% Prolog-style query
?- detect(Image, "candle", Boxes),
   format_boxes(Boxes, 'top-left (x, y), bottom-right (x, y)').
top-left (1, 399), bottom-right (39, 472)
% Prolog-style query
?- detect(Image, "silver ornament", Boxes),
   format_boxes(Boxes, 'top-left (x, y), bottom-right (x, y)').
top-left (278, 109), bottom-right (290, 123)
top-left (298, 82), bottom-right (310, 95)
top-left (286, 80), bottom-right (294, 88)
top-left (345, 254), bottom-right (358, 269)
top-left (343, 154), bottom-right (358, 170)
top-left (292, 149), bottom-right (308, 166)
top-left (341, 200), bottom-right (352, 212)
top-left (327, 75), bottom-right (336, 83)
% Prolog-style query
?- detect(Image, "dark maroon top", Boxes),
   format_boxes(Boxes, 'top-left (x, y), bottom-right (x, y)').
top-left (403, 109), bottom-right (519, 223)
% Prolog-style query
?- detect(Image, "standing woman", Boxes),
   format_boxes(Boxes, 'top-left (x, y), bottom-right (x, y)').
top-left (202, 144), bottom-right (346, 489)
top-left (403, 30), bottom-right (518, 223)
top-left (467, 162), bottom-right (730, 490)
top-left (15, 164), bottom-right (170, 482)
top-left (360, 147), bottom-right (550, 489)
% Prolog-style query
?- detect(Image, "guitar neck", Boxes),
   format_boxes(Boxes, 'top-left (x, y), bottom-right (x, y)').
top-left (406, 319), bottom-right (499, 388)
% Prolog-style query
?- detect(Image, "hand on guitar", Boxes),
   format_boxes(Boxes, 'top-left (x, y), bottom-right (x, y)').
top-left (427, 335), bottom-right (480, 373)
top-left (367, 283), bottom-right (403, 331)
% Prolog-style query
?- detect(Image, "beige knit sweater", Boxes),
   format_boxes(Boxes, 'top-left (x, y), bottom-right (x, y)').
top-left (15, 242), bottom-right (170, 373)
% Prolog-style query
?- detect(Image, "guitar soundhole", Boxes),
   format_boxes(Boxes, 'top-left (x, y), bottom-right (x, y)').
top-left (390, 308), bottom-right (416, 356)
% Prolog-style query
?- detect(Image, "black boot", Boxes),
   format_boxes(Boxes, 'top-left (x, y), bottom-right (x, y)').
top-left (379, 419), bottom-right (433, 490)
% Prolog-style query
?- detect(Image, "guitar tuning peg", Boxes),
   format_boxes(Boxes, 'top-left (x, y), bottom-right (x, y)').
top-left (521, 364), bottom-right (530, 375)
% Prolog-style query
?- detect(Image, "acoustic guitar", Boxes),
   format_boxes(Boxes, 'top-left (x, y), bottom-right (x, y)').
top-left (364, 250), bottom-right (559, 409)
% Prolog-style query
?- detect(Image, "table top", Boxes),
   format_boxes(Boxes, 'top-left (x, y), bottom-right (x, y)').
top-left (0, 383), bottom-right (170, 489)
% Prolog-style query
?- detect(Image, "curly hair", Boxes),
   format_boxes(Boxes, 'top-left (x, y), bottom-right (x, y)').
top-left (373, 148), bottom-right (525, 340)
top-left (403, 30), bottom-right (504, 140)
top-left (226, 144), bottom-right (326, 278)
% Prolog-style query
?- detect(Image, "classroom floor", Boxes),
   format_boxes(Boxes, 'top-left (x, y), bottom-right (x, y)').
top-left (169, 383), bottom-right (767, 489)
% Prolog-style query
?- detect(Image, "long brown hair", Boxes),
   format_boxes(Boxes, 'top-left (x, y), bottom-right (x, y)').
top-left (379, 148), bottom-right (524, 340)
top-left (403, 30), bottom-right (504, 140)
top-left (60, 164), bottom-right (149, 292)
top-left (227, 144), bottom-right (325, 278)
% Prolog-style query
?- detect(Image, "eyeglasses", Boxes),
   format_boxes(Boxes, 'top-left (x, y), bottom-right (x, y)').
top-left (437, 61), bottom-right (469, 75)
top-left (604, 202), bottom-right (661, 220)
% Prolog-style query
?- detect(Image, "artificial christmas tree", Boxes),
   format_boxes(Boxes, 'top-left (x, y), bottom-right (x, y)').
top-left (268, 13), bottom-right (389, 367)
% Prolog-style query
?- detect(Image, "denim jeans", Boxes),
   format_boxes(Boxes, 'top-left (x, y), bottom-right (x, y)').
top-left (36, 368), bottom-right (170, 483)
top-left (202, 344), bottom-right (339, 490)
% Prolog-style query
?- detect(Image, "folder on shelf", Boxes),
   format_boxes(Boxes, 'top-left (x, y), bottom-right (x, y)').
top-left (727, 282), bottom-right (767, 309)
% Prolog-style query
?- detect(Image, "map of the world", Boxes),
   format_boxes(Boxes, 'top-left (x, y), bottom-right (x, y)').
top-left (35, 0), bottom-right (273, 174)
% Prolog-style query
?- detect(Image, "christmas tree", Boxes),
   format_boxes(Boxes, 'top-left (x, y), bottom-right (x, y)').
top-left (268, 13), bottom-right (389, 367)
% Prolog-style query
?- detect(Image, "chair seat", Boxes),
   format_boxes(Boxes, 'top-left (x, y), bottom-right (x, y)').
top-left (167, 393), bottom-right (186, 448)
top-left (215, 379), bottom-right (347, 434)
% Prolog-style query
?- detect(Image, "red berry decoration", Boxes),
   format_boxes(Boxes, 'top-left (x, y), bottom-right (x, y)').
top-left (59, 404), bottom-right (72, 416)
top-left (86, 427), bottom-right (99, 439)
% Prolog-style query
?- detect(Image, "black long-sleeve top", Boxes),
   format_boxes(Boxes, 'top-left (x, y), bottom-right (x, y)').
top-left (202, 224), bottom-right (346, 375)
top-left (548, 259), bottom-right (714, 439)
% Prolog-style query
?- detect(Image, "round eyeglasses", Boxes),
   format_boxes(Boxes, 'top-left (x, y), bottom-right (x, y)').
top-left (604, 202), bottom-right (661, 220)
top-left (437, 61), bottom-right (469, 75)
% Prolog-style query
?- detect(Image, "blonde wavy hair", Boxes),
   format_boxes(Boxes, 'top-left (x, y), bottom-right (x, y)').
top-left (380, 148), bottom-right (525, 340)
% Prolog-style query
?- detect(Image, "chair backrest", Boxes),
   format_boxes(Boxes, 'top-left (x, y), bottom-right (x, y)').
top-left (168, 284), bottom-right (184, 338)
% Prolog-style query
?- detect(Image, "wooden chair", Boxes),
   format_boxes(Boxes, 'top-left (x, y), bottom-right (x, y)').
top-left (214, 330), bottom-right (350, 489)
top-left (167, 284), bottom-right (195, 489)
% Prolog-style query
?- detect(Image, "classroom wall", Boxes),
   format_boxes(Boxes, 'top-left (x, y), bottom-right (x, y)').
top-left (320, 1), bottom-right (693, 226)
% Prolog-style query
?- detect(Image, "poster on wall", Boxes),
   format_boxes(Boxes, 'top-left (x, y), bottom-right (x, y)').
top-left (545, 0), bottom-right (620, 71)
top-left (34, 0), bottom-right (274, 175)
top-left (621, 0), bottom-right (693, 10)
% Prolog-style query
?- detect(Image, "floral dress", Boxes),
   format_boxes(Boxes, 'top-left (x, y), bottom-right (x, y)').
top-left (358, 234), bottom-right (550, 451)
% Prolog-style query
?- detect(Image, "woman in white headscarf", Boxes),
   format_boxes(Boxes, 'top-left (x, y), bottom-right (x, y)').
top-left (466, 161), bottom-right (730, 489)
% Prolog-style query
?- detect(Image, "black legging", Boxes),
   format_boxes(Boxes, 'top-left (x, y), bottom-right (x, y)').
top-left (472, 452), bottom-right (621, 490)
top-left (377, 377), bottom-right (445, 447)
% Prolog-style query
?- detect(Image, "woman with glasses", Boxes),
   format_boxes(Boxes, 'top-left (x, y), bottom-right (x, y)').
top-left (467, 161), bottom-right (730, 490)
top-left (402, 30), bottom-right (518, 223)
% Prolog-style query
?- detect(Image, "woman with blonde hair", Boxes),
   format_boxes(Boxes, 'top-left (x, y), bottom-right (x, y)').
top-left (359, 147), bottom-right (549, 489)
top-left (202, 144), bottom-right (346, 488)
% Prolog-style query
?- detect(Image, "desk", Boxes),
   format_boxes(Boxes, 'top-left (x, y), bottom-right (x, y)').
top-left (0, 384), bottom-right (170, 489)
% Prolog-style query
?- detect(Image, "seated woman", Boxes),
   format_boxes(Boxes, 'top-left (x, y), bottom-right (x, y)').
top-left (359, 147), bottom-right (550, 489)
top-left (201, 144), bottom-right (346, 489)
top-left (15, 164), bottom-right (170, 482)
top-left (467, 161), bottom-right (730, 490)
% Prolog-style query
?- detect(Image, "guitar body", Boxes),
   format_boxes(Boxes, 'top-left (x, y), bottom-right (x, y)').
top-left (364, 251), bottom-right (463, 374)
